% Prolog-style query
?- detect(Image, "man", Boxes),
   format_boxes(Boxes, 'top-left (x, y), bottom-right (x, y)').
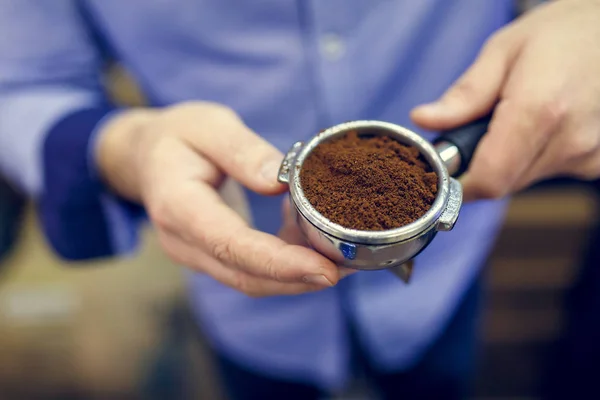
top-left (1, 1), bottom-right (599, 398)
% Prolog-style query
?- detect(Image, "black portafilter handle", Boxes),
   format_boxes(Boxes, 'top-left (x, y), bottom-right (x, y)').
top-left (432, 113), bottom-right (492, 177)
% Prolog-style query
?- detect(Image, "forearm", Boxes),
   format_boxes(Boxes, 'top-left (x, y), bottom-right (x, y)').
top-left (0, 0), bottom-right (146, 261)
top-left (0, 88), bottom-right (148, 261)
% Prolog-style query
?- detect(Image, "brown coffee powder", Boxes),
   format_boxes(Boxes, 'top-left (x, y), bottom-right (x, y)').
top-left (300, 131), bottom-right (438, 231)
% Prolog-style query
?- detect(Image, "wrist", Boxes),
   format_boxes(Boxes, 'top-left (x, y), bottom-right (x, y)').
top-left (95, 108), bottom-right (157, 203)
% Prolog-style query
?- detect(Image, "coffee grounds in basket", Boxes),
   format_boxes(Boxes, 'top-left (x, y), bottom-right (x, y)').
top-left (300, 131), bottom-right (438, 231)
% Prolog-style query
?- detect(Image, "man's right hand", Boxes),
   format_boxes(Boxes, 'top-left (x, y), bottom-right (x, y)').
top-left (95, 101), bottom-right (343, 297)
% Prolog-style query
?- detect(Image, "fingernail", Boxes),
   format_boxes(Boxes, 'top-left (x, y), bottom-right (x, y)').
top-left (261, 156), bottom-right (284, 184)
top-left (303, 275), bottom-right (334, 287)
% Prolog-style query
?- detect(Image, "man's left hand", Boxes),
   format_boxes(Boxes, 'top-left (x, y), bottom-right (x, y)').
top-left (411, 0), bottom-right (600, 201)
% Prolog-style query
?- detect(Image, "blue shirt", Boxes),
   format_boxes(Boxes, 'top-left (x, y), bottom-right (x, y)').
top-left (0, 0), bottom-right (513, 390)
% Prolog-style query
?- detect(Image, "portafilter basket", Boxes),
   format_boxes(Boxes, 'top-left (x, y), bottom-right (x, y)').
top-left (277, 115), bottom-right (491, 283)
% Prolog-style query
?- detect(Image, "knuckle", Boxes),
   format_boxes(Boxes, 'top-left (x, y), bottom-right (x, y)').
top-left (231, 273), bottom-right (251, 295)
top-left (141, 135), bottom-right (180, 171)
top-left (207, 235), bottom-right (238, 265)
top-left (446, 79), bottom-right (477, 105)
top-left (232, 274), bottom-right (264, 297)
top-left (137, 132), bottom-right (170, 170)
top-left (526, 98), bottom-right (568, 133)
top-left (566, 150), bottom-right (600, 180)
top-left (210, 238), bottom-right (234, 263)
top-left (482, 31), bottom-right (505, 52)
top-left (162, 102), bottom-right (199, 121)
top-left (158, 235), bottom-right (198, 269)
top-left (468, 158), bottom-right (512, 199)
top-left (567, 163), bottom-right (599, 180)
top-left (486, 25), bottom-right (513, 45)
top-left (165, 101), bottom-right (236, 122)
top-left (148, 188), bottom-right (195, 234)
top-left (565, 130), bottom-right (600, 160)
top-left (157, 234), bottom-right (178, 258)
top-left (263, 253), bottom-right (283, 282)
top-left (230, 141), bottom-right (269, 174)
top-left (165, 246), bottom-right (189, 267)
top-left (148, 196), bottom-right (174, 230)
top-left (477, 28), bottom-right (512, 61)
top-left (205, 102), bottom-right (237, 120)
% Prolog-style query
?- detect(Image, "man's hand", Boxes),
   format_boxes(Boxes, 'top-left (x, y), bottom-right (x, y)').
top-left (411, 0), bottom-right (600, 201)
top-left (96, 102), bottom-right (344, 297)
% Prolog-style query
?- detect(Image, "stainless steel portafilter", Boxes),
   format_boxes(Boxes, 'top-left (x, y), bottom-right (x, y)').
top-left (277, 116), bottom-right (491, 283)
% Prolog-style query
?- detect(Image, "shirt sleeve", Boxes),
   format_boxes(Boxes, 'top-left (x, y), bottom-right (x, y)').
top-left (0, 0), bottom-right (145, 261)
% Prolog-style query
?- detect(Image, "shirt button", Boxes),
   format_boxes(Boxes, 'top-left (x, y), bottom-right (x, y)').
top-left (320, 33), bottom-right (346, 61)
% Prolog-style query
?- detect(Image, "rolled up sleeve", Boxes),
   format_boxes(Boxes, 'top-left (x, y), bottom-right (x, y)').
top-left (0, 0), bottom-right (144, 261)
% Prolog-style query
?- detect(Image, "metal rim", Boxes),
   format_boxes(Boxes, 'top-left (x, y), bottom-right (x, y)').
top-left (289, 120), bottom-right (450, 245)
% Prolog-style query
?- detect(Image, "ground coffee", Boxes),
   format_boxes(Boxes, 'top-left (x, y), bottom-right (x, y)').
top-left (300, 131), bottom-right (438, 231)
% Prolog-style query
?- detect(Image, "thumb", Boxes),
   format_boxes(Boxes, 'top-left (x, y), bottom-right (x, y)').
top-left (411, 32), bottom-right (518, 131)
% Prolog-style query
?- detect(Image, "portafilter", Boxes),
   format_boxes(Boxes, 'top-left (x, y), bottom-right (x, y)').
top-left (277, 116), bottom-right (491, 283)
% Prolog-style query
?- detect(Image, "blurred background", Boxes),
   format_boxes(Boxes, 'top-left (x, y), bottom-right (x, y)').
top-left (2, 61), bottom-right (600, 399)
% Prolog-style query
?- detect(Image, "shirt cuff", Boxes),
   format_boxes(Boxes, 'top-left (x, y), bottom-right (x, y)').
top-left (38, 106), bottom-right (146, 261)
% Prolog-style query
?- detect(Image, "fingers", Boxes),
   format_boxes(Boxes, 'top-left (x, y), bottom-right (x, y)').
top-left (460, 98), bottom-right (561, 201)
top-left (151, 180), bottom-right (340, 287)
top-left (513, 120), bottom-right (600, 190)
top-left (145, 103), bottom-right (344, 295)
top-left (411, 28), bottom-right (521, 131)
top-left (169, 103), bottom-right (286, 196)
top-left (157, 230), bottom-right (329, 297)
top-left (276, 196), bottom-right (359, 279)
top-left (460, 46), bottom-right (569, 201)
top-left (277, 195), bottom-right (308, 246)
